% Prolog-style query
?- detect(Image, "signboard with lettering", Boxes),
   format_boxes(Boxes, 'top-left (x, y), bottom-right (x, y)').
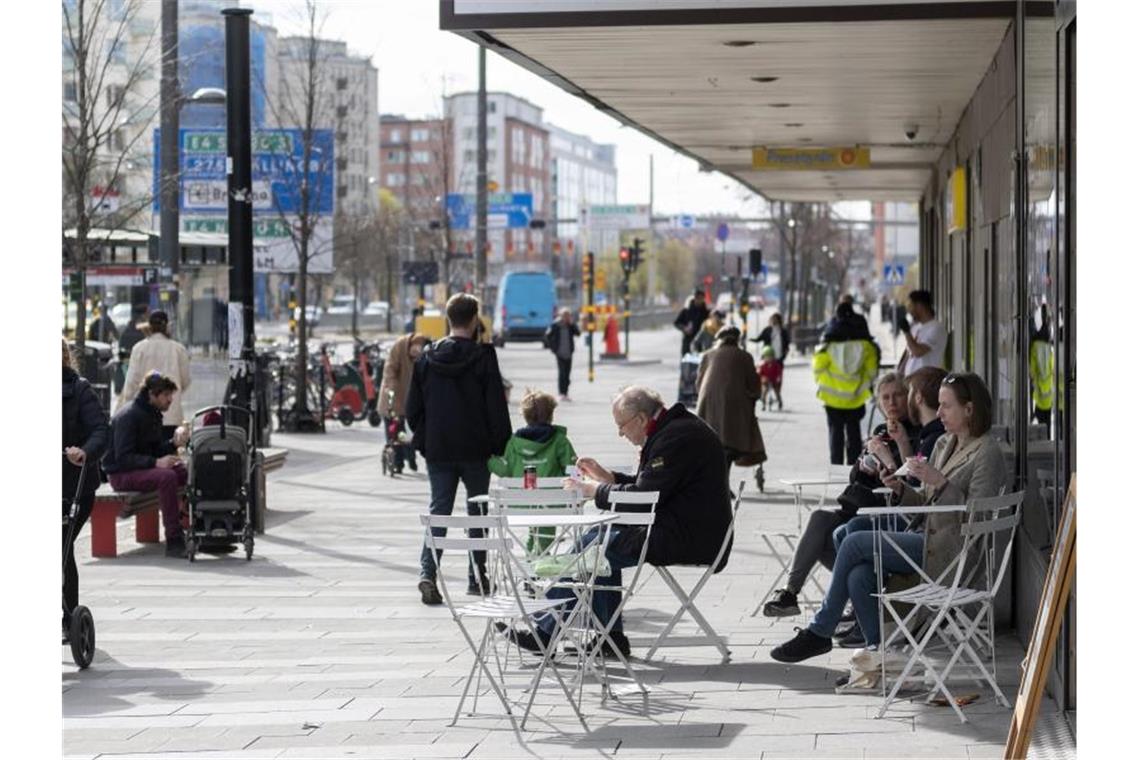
top-left (445, 193), bottom-right (533, 230)
top-left (752, 146), bottom-right (871, 171)
top-left (581, 204), bottom-right (650, 231)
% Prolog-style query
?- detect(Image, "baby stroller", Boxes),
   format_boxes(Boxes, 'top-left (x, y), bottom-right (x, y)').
top-left (678, 353), bottom-right (701, 407)
top-left (186, 405), bottom-right (255, 562)
top-left (63, 457), bottom-right (96, 669)
top-left (380, 388), bottom-right (414, 477)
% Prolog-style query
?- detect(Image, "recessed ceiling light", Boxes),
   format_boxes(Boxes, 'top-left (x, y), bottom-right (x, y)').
top-left (723, 40), bottom-right (757, 47)
top-left (750, 76), bottom-right (778, 83)
top-left (784, 123), bottom-right (803, 128)
top-left (769, 103), bottom-right (792, 108)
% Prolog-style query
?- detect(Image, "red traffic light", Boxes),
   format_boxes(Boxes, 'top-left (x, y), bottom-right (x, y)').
top-left (619, 248), bottom-right (629, 261)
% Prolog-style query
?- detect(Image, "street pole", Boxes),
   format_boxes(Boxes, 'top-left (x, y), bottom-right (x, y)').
top-left (778, 201), bottom-right (788, 316)
top-left (586, 252), bottom-right (595, 383)
top-left (159, 0), bottom-right (180, 332)
top-left (647, 154), bottom-right (656, 303)
top-left (475, 48), bottom-right (488, 310)
top-left (223, 7), bottom-right (255, 418)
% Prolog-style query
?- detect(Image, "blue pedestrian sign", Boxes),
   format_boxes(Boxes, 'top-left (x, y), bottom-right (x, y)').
top-left (446, 193), bottom-right (533, 230)
top-left (884, 264), bottom-right (906, 286)
top-left (153, 128), bottom-right (335, 215)
top-left (716, 222), bottom-right (730, 242)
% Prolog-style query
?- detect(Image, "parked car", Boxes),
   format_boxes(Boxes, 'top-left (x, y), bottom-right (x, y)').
top-left (362, 300), bottom-right (390, 317)
top-left (492, 270), bottom-right (557, 345)
top-left (294, 304), bottom-right (322, 326)
top-left (326, 293), bottom-right (363, 316)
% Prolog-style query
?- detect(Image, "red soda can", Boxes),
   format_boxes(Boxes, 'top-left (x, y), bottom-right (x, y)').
top-left (523, 465), bottom-right (537, 489)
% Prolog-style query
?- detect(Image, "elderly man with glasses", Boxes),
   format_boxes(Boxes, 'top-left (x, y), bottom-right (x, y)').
top-left (503, 385), bottom-right (733, 658)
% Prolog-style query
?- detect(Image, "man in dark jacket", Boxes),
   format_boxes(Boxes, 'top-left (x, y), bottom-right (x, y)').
top-left (407, 293), bottom-right (512, 605)
top-left (63, 338), bottom-right (110, 636)
top-left (506, 386), bottom-right (733, 658)
top-left (115, 304), bottom-right (147, 394)
top-left (102, 372), bottom-right (191, 557)
top-left (543, 308), bottom-right (580, 400)
top-left (673, 289), bottom-right (710, 356)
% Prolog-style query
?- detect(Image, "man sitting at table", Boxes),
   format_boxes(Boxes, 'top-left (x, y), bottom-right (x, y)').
top-left (503, 385), bottom-right (733, 658)
top-left (102, 372), bottom-right (191, 558)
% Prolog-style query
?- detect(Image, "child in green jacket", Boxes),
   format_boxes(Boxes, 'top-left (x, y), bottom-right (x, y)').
top-left (487, 390), bottom-right (578, 552)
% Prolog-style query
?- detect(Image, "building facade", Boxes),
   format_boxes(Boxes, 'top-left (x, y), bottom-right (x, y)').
top-left (547, 123), bottom-right (618, 280)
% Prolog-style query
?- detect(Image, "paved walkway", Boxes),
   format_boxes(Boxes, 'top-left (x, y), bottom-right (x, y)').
top-left (65, 325), bottom-right (1032, 759)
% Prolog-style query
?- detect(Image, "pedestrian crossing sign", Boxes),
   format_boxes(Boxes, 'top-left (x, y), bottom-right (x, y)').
top-left (884, 264), bottom-right (905, 286)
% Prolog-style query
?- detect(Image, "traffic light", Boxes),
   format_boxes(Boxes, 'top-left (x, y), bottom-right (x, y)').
top-left (619, 247), bottom-right (630, 274)
top-left (630, 237), bottom-right (645, 271)
top-left (749, 248), bottom-right (763, 277)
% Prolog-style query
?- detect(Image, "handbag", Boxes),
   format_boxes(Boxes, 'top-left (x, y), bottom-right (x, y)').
top-left (836, 482), bottom-right (883, 516)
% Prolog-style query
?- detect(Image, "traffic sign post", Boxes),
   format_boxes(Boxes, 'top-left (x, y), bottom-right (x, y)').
top-left (584, 252), bottom-right (596, 382)
top-left (884, 263), bottom-right (906, 286)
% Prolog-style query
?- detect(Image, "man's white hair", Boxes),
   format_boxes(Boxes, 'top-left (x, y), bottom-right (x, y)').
top-left (612, 385), bottom-right (665, 418)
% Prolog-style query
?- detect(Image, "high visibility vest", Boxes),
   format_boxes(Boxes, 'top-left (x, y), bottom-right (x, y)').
top-left (813, 339), bottom-right (877, 410)
top-left (1029, 338), bottom-right (1055, 411)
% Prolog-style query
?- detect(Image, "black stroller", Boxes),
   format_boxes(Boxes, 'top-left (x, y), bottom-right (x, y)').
top-left (380, 388), bottom-right (414, 477)
top-left (63, 458), bottom-right (96, 669)
top-left (186, 406), bottom-right (255, 562)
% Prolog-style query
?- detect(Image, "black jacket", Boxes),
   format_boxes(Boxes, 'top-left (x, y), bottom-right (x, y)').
top-left (406, 336), bottom-right (512, 462)
top-left (595, 404), bottom-right (733, 571)
top-left (63, 367), bottom-right (110, 498)
top-left (102, 389), bottom-right (176, 474)
top-left (750, 325), bottom-right (791, 361)
top-left (915, 418), bottom-right (946, 460)
top-left (674, 301), bottom-right (710, 336)
top-left (543, 320), bottom-right (580, 356)
top-left (118, 322), bottom-right (146, 359)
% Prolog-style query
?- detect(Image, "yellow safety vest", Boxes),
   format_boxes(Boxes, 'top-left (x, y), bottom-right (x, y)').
top-left (1029, 338), bottom-right (1055, 411)
top-left (813, 339), bottom-right (878, 410)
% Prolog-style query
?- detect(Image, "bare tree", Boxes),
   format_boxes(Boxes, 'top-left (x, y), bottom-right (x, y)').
top-left (261, 0), bottom-right (338, 427)
top-left (62, 0), bottom-right (159, 351)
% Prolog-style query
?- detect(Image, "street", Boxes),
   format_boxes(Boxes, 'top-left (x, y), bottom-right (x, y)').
top-left (63, 324), bottom-right (1029, 760)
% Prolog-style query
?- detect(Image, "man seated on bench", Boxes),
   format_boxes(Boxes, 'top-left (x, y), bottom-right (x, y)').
top-left (502, 385), bottom-right (733, 658)
top-left (102, 372), bottom-right (191, 557)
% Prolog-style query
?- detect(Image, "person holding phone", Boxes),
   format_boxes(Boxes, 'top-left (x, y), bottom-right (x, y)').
top-left (897, 290), bottom-right (947, 377)
top-left (771, 372), bottom-right (1005, 664)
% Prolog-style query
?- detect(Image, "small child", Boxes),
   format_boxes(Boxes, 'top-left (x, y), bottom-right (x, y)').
top-left (487, 390), bottom-right (578, 552)
top-left (757, 345), bottom-right (784, 411)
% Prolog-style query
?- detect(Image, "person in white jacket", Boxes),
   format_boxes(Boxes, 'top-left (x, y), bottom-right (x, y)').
top-left (118, 311), bottom-right (191, 435)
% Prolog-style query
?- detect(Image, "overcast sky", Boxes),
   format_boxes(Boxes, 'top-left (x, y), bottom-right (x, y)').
top-left (244, 0), bottom-right (782, 218)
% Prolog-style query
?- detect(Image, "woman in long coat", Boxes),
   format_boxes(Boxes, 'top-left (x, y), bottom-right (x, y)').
top-left (696, 326), bottom-right (766, 473)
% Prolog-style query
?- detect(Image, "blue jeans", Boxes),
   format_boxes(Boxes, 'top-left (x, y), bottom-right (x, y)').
top-left (831, 514), bottom-right (909, 551)
top-left (808, 530), bottom-right (924, 646)
top-left (420, 460), bottom-right (492, 583)
top-left (537, 525), bottom-right (643, 637)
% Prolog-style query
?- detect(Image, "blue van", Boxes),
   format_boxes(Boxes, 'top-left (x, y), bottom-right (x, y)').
top-left (493, 270), bottom-right (557, 344)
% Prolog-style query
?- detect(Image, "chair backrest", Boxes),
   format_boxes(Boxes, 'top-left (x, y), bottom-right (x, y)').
top-left (955, 491), bottom-right (1025, 596)
top-left (594, 491), bottom-right (660, 596)
top-left (707, 480), bottom-right (746, 571)
top-left (419, 512), bottom-right (527, 610)
top-left (487, 487), bottom-right (583, 514)
top-left (496, 476), bottom-right (569, 489)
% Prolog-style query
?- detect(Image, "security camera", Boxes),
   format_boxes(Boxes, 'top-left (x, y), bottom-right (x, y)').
top-left (904, 124), bottom-right (919, 141)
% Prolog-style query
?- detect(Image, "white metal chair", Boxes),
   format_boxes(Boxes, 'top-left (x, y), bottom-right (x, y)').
top-left (495, 476), bottom-right (573, 490)
top-left (642, 480), bottom-right (744, 663)
top-left (484, 487), bottom-right (584, 562)
top-left (872, 491), bottom-right (1024, 722)
top-left (566, 490), bottom-right (659, 701)
top-left (421, 512), bottom-right (585, 730)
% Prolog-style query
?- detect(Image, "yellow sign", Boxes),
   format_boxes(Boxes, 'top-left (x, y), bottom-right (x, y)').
top-left (487, 180), bottom-right (499, 192)
top-left (947, 166), bottom-right (967, 233)
top-left (751, 146), bottom-right (870, 171)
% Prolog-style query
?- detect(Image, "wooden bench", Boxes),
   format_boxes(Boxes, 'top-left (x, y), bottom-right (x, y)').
top-left (89, 485), bottom-right (184, 559)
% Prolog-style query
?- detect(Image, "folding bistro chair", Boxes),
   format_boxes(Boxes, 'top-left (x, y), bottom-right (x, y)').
top-left (871, 492), bottom-right (1024, 723)
top-left (570, 490), bottom-right (659, 701)
top-left (642, 480), bottom-right (744, 663)
top-left (421, 512), bottom-right (586, 730)
top-left (484, 487), bottom-right (584, 563)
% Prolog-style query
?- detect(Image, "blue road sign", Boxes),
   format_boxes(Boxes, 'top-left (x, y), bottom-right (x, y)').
top-left (445, 193), bottom-right (533, 230)
top-left (153, 128), bottom-right (335, 215)
top-left (676, 214), bottom-right (695, 229)
top-left (884, 264), bottom-right (906, 285)
top-left (716, 222), bottom-right (730, 242)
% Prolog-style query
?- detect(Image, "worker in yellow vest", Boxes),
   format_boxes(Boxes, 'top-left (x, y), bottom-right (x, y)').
top-left (813, 301), bottom-right (880, 465)
top-left (1029, 303), bottom-right (1055, 429)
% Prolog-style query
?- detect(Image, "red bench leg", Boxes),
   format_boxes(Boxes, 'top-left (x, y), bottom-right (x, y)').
top-left (90, 500), bottom-right (119, 559)
top-left (136, 509), bottom-right (160, 543)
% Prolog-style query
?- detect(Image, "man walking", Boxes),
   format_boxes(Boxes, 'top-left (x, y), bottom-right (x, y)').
top-left (898, 289), bottom-right (947, 376)
top-left (102, 372), bottom-right (191, 557)
top-left (407, 294), bottom-right (512, 605)
top-left (544, 308), bottom-right (580, 401)
top-left (119, 310), bottom-right (191, 436)
top-left (673, 289), bottom-right (710, 357)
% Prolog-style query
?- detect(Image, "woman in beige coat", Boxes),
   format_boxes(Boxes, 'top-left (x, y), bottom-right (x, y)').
top-left (118, 311), bottom-right (191, 434)
top-left (378, 332), bottom-right (427, 470)
top-left (696, 326), bottom-right (766, 472)
top-left (771, 372), bottom-right (1007, 663)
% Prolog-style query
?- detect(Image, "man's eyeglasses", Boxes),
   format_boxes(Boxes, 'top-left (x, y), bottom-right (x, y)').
top-left (615, 414), bottom-right (641, 432)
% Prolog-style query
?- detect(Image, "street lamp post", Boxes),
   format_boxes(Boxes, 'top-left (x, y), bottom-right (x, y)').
top-left (222, 8), bottom-right (255, 420)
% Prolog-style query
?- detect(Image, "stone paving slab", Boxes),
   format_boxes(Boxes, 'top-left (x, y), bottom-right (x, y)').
top-left (63, 327), bottom-right (1051, 758)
